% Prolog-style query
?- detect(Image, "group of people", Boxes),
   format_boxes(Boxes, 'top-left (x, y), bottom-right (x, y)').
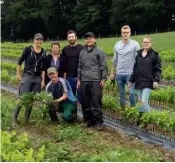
top-left (12, 25), bottom-right (162, 130)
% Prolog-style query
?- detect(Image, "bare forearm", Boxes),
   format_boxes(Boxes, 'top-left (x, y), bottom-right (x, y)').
top-left (111, 67), bottom-right (116, 74)
top-left (41, 71), bottom-right (45, 82)
top-left (55, 95), bottom-right (67, 103)
top-left (17, 65), bottom-right (21, 75)
top-left (63, 72), bottom-right (67, 79)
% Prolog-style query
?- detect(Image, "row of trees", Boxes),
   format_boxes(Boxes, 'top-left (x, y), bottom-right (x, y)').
top-left (1, 0), bottom-right (175, 41)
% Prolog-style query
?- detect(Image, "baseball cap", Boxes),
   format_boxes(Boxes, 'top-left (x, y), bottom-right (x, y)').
top-left (47, 67), bottom-right (57, 75)
top-left (84, 32), bottom-right (95, 38)
top-left (34, 33), bottom-right (43, 40)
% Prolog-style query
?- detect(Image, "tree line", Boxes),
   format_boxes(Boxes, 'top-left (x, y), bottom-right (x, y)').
top-left (2, 0), bottom-right (175, 41)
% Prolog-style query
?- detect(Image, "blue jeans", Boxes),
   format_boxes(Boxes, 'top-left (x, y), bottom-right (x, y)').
top-left (116, 74), bottom-right (136, 108)
top-left (66, 77), bottom-right (82, 104)
top-left (136, 88), bottom-right (151, 112)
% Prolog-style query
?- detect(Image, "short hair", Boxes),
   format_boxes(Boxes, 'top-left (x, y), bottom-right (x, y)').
top-left (143, 37), bottom-right (152, 42)
top-left (121, 25), bottom-right (131, 31)
top-left (51, 41), bottom-right (60, 48)
top-left (67, 30), bottom-right (77, 36)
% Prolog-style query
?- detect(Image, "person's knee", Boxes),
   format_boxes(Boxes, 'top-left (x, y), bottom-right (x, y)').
top-left (62, 113), bottom-right (73, 122)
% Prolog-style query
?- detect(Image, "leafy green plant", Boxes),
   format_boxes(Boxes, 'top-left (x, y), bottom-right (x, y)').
top-left (1, 62), bottom-right (24, 73)
top-left (1, 131), bottom-right (45, 162)
top-left (159, 50), bottom-right (175, 62)
top-left (17, 92), bottom-right (36, 108)
top-left (140, 110), bottom-right (175, 133)
top-left (121, 106), bottom-right (140, 124)
top-left (1, 69), bottom-right (10, 82)
top-left (1, 102), bottom-right (14, 130)
top-left (34, 92), bottom-right (53, 119)
top-left (102, 95), bottom-right (119, 110)
top-left (17, 91), bottom-right (53, 120)
top-left (150, 86), bottom-right (175, 104)
top-left (1, 69), bottom-right (20, 86)
top-left (162, 65), bottom-right (175, 81)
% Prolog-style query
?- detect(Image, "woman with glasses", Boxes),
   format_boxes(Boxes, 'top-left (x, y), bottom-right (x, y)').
top-left (128, 37), bottom-right (162, 115)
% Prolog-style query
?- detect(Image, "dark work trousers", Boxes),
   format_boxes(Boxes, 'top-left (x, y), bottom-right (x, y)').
top-left (12, 73), bottom-right (41, 122)
top-left (48, 100), bottom-right (76, 122)
top-left (80, 81), bottom-right (103, 124)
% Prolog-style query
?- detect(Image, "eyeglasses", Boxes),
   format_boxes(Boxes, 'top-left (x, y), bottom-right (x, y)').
top-left (143, 42), bottom-right (150, 43)
top-left (122, 32), bottom-right (130, 34)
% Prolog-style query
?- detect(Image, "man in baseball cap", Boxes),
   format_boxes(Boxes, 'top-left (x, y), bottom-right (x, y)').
top-left (46, 67), bottom-right (77, 123)
top-left (77, 32), bottom-right (108, 130)
top-left (84, 32), bottom-right (95, 38)
top-left (34, 33), bottom-right (43, 40)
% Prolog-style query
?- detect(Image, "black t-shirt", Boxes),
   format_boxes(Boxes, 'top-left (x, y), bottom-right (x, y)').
top-left (62, 44), bottom-right (84, 77)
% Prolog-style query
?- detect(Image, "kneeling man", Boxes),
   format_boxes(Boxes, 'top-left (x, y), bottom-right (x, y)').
top-left (46, 67), bottom-right (76, 122)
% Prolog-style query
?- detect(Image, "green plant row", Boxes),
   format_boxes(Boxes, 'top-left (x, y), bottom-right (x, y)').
top-left (122, 106), bottom-right (175, 134)
top-left (1, 131), bottom-right (45, 162)
top-left (2, 46), bottom-right (175, 61)
top-left (104, 79), bottom-right (175, 104)
top-left (1, 69), bottom-right (19, 87)
top-left (1, 42), bottom-right (52, 50)
top-left (162, 65), bottom-right (175, 81)
top-left (150, 86), bottom-right (175, 104)
top-left (1, 62), bottom-right (24, 72)
top-left (158, 50), bottom-right (175, 62)
top-left (1, 50), bottom-right (21, 60)
top-left (102, 99), bottom-right (175, 135)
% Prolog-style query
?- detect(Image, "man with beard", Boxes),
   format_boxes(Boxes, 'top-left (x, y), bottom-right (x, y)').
top-left (62, 30), bottom-right (84, 113)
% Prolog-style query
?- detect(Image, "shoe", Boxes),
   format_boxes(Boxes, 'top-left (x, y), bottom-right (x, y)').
top-left (86, 121), bottom-right (96, 127)
top-left (12, 120), bottom-right (18, 127)
top-left (52, 121), bottom-right (59, 125)
top-left (94, 123), bottom-right (104, 131)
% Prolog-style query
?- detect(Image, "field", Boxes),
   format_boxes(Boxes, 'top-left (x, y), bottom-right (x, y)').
top-left (1, 32), bottom-right (175, 161)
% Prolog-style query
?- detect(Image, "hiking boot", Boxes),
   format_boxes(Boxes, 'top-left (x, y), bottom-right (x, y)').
top-left (86, 121), bottom-right (96, 128)
top-left (12, 120), bottom-right (18, 127)
top-left (94, 123), bottom-right (104, 131)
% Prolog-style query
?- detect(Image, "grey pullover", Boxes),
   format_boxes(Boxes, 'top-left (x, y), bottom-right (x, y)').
top-left (113, 39), bottom-right (140, 75)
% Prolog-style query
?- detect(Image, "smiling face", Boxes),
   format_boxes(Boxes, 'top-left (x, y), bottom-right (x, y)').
top-left (67, 33), bottom-right (77, 45)
top-left (48, 72), bottom-right (59, 84)
top-left (51, 44), bottom-right (60, 55)
top-left (85, 36), bottom-right (96, 47)
top-left (34, 38), bottom-right (43, 48)
top-left (142, 38), bottom-right (152, 50)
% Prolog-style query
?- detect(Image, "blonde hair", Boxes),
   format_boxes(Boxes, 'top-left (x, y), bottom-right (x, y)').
top-left (121, 25), bottom-right (131, 31)
top-left (143, 37), bottom-right (152, 42)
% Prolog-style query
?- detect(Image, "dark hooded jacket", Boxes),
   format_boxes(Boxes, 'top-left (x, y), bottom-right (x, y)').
top-left (129, 48), bottom-right (162, 89)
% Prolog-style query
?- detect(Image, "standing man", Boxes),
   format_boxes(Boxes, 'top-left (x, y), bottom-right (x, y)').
top-left (12, 33), bottom-right (46, 126)
top-left (77, 32), bottom-right (108, 130)
top-left (110, 25), bottom-right (140, 109)
top-left (62, 30), bottom-right (84, 100)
